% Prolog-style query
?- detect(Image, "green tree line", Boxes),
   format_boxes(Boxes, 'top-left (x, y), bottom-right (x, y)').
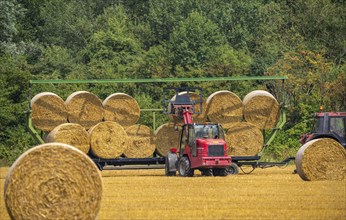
top-left (0, 0), bottom-right (345, 165)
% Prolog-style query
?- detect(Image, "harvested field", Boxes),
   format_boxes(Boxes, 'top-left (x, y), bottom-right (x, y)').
top-left (1, 165), bottom-right (345, 220)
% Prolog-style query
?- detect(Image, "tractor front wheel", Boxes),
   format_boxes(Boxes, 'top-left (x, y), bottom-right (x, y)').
top-left (178, 156), bottom-right (194, 177)
top-left (213, 168), bottom-right (229, 176)
top-left (200, 169), bottom-right (213, 176)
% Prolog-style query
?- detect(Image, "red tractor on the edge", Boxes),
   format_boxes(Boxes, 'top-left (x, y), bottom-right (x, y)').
top-left (164, 87), bottom-right (232, 177)
top-left (300, 112), bottom-right (346, 147)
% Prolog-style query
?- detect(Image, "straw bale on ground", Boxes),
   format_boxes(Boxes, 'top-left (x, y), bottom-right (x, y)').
top-left (45, 123), bottom-right (90, 153)
top-left (243, 90), bottom-right (280, 130)
top-left (4, 143), bottom-right (102, 220)
top-left (66, 91), bottom-right (103, 129)
top-left (89, 121), bottom-right (127, 159)
top-left (123, 124), bottom-right (155, 158)
top-left (169, 91), bottom-right (207, 123)
top-left (295, 138), bottom-right (346, 181)
top-left (155, 123), bottom-right (182, 157)
top-left (103, 93), bottom-right (140, 127)
top-left (206, 90), bottom-right (243, 127)
top-left (31, 92), bottom-right (68, 131)
top-left (224, 122), bottom-right (264, 156)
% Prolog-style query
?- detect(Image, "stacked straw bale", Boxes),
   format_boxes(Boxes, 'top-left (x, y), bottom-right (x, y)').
top-left (295, 138), bottom-right (346, 181)
top-left (243, 90), bottom-right (280, 129)
top-left (66, 91), bottom-right (104, 129)
top-left (224, 122), bottom-right (264, 156)
top-left (124, 124), bottom-right (155, 158)
top-left (4, 143), bottom-right (102, 220)
top-left (31, 92), bottom-right (68, 131)
top-left (169, 91), bottom-right (207, 123)
top-left (206, 90), bottom-right (243, 128)
top-left (45, 123), bottom-right (90, 153)
top-left (103, 93), bottom-right (140, 127)
top-left (155, 123), bottom-right (182, 157)
top-left (89, 121), bottom-right (127, 159)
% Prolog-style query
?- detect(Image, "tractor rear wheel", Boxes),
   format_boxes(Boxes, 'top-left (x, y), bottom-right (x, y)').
top-left (178, 156), bottom-right (194, 177)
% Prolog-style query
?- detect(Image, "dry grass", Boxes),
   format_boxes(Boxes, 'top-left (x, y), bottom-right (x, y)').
top-left (1, 165), bottom-right (345, 220)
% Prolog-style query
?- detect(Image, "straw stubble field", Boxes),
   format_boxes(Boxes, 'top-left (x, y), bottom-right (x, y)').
top-left (1, 166), bottom-right (345, 219)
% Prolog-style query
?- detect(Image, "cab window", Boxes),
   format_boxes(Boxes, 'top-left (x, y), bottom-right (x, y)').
top-left (330, 117), bottom-right (345, 138)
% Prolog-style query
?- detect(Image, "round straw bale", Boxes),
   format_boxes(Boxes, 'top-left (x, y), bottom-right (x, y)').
top-left (103, 93), bottom-right (140, 127)
top-left (155, 123), bottom-right (182, 157)
top-left (45, 123), bottom-right (90, 154)
top-left (31, 92), bottom-right (68, 131)
top-left (89, 121), bottom-right (127, 159)
top-left (224, 122), bottom-right (264, 156)
top-left (243, 90), bottom-right (280, 130)
top-left (206, 90), bottom-right (243, 127)
top-left (169, 91), bottom-right (207, 123)
top-left (4, 143), bottom-right (102, 220)
top-left (66, 91), bottom-right (103, 129)
top-left (295, 138), bottom-right (346, 181)
top-left (123, 124), bottom-right (155, 158)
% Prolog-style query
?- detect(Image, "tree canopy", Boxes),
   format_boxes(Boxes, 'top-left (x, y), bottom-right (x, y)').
top-left (0, 0), bottom-right (345, 164)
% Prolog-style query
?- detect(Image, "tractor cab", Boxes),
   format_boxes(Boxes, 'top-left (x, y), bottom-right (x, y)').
top-left (300, 112), bottom-right (346, 147)
top-left (178, 123), bottom-right (230, 170)
top-left (179, 123), bottom-right (226, 156)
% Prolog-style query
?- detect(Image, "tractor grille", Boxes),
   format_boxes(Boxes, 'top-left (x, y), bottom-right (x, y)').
top-left (208, 145), bottom-right (224, 157)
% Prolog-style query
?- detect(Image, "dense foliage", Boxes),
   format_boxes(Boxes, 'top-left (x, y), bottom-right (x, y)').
top-left (0, 0), bottom-right (345, 165)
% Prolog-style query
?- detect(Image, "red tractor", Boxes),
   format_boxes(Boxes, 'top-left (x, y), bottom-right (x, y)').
top-left (300, 112), bottom-right (346, 147)
top-left (164, 87), bottom-right (232, 177)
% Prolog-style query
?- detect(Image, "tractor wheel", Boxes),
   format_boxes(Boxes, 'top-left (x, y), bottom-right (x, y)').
top-left (178, 156), bottom-right (194, 177)
top-left (212, 169), bottom-right (220, 176)
top-left (219, 168), bottom-right (229, 176)
top-left (200, 169), bottom-right (213, 176)
top-left (165, 153), bottom-right (177, 176)
top-left (212, 168), bottom-right (229, 176)
top-left (228, 163), bottom-right (239, 175)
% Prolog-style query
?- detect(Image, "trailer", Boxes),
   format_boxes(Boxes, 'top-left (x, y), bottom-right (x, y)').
top-left (26, 76), bottom-right (295, 175)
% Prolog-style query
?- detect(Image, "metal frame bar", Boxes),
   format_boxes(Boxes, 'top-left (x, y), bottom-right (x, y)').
top-left (29, 76), bottom-right (288, 84)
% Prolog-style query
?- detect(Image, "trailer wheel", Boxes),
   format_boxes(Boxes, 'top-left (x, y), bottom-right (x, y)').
top-left (228, 163), bottom-right (239, 175)
top-left (178, 156), bottom-right (194, 177)
top-left (200, 169), bottom-right (213, 176)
